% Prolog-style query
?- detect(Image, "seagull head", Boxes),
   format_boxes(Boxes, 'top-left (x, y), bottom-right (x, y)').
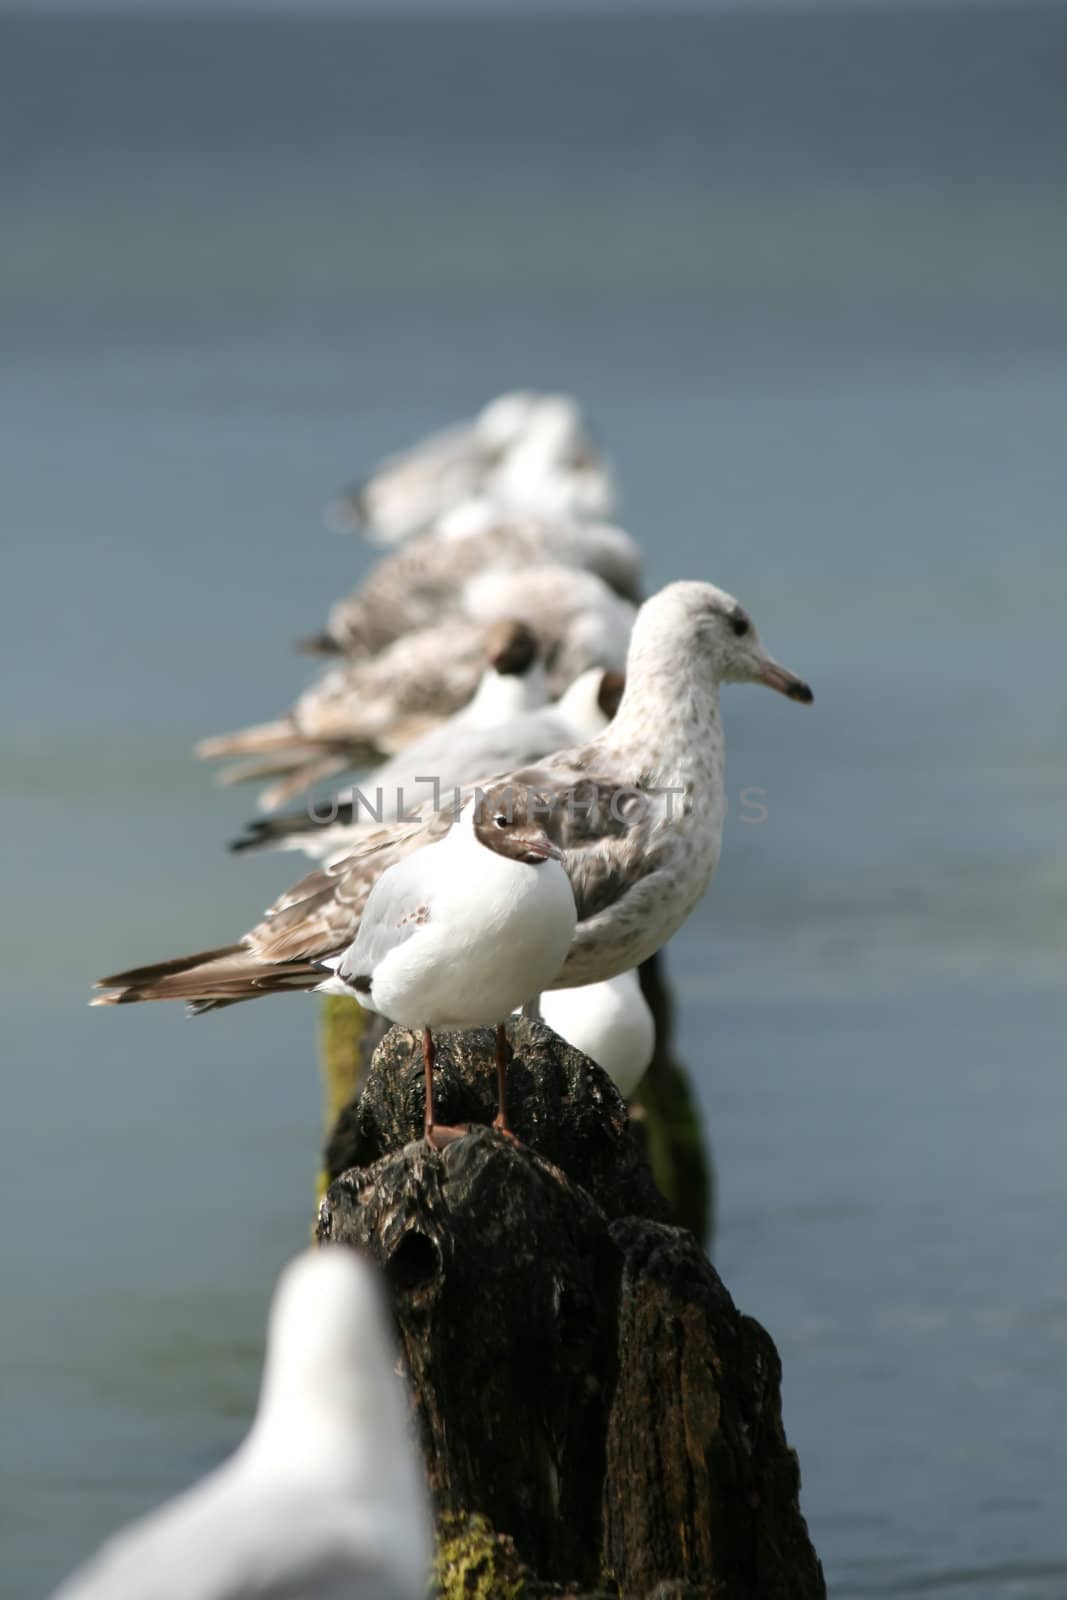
top-left (628, 580), bottom-right (813, 705)
top-left (485, 617), bottom-right (540, 677)
top-left (476, 390), bottom-right (542, 453)
top-left (472, 784), bottom-right (566, 866)
top-left (258, 1249), bottom-right (398, 1422)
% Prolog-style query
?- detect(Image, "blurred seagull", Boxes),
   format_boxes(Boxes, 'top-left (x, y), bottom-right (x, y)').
top-left (51, 1249), bottom-right (430, 1600)
top-left (327, 391), bottom-right (616, 544)
top-left (540, 969), bottom-right (655, 1099)
top-left (483, 395), bottom-right (617, 526)
top-left (298, 516), bottom-right (641, 657)
top-left (317, 787), bottom-right (577, 1147)
top-left (229, 665), bottom-right (624, 864)
top-left (94, 581), bottom-right (812, 1011)
top-left (200, 615), bottom-right (547, 815)
top-left (325, 392), bottom-right (540, 541)
top-left (196, 568), bottom-right (634, 807)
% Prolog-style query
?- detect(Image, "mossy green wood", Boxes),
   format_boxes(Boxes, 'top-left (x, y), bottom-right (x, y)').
top-left (317, 994), bottom-right (368, 1199)
top-left (633, 953), bottom-right (715, 1245)
top-left (630, 1059), bottom-right (711, 1245)
top-left (433, 1515), bottom-right (526, 1600)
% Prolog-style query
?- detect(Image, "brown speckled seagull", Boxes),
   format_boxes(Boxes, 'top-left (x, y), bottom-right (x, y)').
top-left (298, 516), bottom-right (642, 657)
top-left (93, 581), bottom-right (812, 1011)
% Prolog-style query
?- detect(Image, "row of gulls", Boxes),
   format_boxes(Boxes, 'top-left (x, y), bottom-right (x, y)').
top-left (93, 394), bottom-right (813, 1121)
top-left (54, 1250), bottom-right (431, 1600)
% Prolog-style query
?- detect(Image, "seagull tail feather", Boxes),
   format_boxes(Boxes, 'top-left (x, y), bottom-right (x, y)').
top-left (194, 719), bottom-right (302, 761)
top-left (228, 799), bottom-right (356, 855)
top-left (91, 944), bottom-right (320, 1008)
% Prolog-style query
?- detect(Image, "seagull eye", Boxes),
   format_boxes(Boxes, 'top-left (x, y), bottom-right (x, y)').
top-left (730, 614), bottom-right (750, 638)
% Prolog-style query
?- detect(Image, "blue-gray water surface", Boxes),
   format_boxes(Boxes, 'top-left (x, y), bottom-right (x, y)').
top-left (2, 7), bottom-right (1066, 1596)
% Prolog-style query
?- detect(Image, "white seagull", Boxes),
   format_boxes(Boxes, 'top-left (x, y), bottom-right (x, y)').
top-left (327, 392), bottom-right (616, 545)
top-left (539, 969), bottom-right (655, 1099)
top-left (228, 664), bottom-right (622, 864)
top-left (94, 580), bottom-right (812, 1012)
top-left (51, 1249), bottom-right (430, 1600)
top-left (317, 787), bottom-right (578, 1146)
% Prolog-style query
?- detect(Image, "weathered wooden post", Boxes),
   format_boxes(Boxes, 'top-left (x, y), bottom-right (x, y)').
top-left (318, 1020), bottom-right (825, 1599)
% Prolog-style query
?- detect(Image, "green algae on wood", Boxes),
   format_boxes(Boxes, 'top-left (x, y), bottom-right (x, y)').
top-left (317, 995), bottom-right (368, 1200)
top-left (434, 1514), bottom-right (526, 1600)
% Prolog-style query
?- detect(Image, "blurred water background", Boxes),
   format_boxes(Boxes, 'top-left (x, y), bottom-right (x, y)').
top-left (2, 4), bottom-right (1066, 1595)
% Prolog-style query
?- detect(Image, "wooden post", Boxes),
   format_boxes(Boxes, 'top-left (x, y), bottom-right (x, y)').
top-left (318, 1020), bottom-right (824, 1599)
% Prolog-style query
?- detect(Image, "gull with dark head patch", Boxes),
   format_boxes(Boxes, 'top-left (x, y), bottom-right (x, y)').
top-left (196, 566), bottom-right (634, 808)
top-left (318, 784), bottom-right (578, 1147)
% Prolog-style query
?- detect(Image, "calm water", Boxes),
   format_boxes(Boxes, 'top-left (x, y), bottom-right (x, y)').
top-left (3, 7), bottom-right (1067, 1596)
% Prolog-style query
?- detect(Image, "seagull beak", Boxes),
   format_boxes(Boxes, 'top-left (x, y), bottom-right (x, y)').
top-left (757, 658), bottom-right (814, 705)
top-left (523, 837), bottom-right (564, 864)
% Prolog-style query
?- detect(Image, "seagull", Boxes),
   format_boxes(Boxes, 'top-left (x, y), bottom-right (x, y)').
top-left (93, 580), bottom-right (812, 1011)
top-left (325, 392), bottom-right (541, 541)
top-left (299, 516), bottom-right (642, 657)
top-left (228, 665), bottom-right (623, 864)
top-left (204, 616), bottom-right (549, 815)
top-left (196, 567), bottom-right (634, 806)
top-left (326, 392), bottom-right (616, 545)
top-left (317, 788), bottom-right (577, 1147)
top-left (51, 1249), bottom-right (430, 1600)
top-left (539, 969), bottom-right (655, 1098)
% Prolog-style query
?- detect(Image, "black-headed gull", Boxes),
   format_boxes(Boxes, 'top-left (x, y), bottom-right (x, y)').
top-left (94, 580), bottom-right (812, 1010)
top-left (196, 612), bottom-right (547, 809)
top-left (317, 786), bottom-right (577, 1146)
top-left (51, 1249), bottom-right (430, 1600)
top-left (195, 566), bottom-right (633, 801)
